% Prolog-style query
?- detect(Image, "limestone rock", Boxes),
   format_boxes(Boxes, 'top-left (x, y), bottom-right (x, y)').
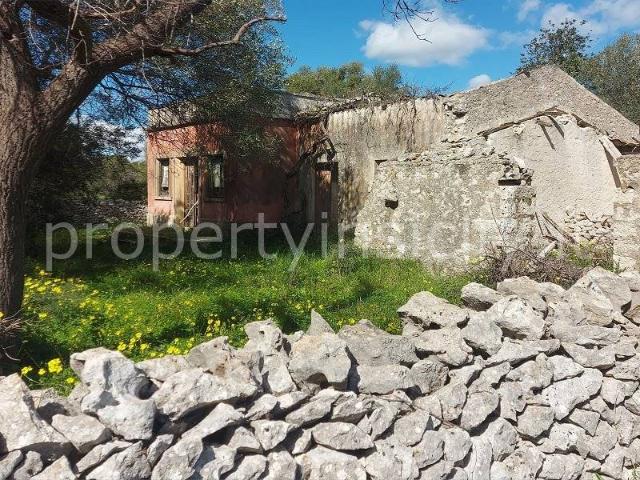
top-left (187, 337), bottom-right (263, 390)
top-left (415, 382), bottom-right (467, 422)
top-left (285, 396), bottom-right (333, 427)
top-left (587, 421), bottom-right (618, 461)
top-left (86, 442), bottom-right (151, 479)
top-left (369, 402), bottom-right (401, 439)
top-left (365, 440), bottom-right (418, 480)
top-left (312, 422), bottom-right (374, 451)
top-left (543, 369), bottom-right (603, 419)
top-left (338, 320), bottom-right (418, 366)
top-left (96, 396), bottom-right (156, 441)
top-left (461, 282), bottom-right (503, 311)
top-left (574, 267), bottom-right (632, 313)
top-left (225, 455), bottom-right (267, 480)
top-left (497, 277), bottom-right (562, 309)
top-left (76, 440), bottom-right (132, 473)
top-left (414, 327), bottom-right (473, 367)
top-left (567, 409), bottom-right (600, 436)
top-left (225, 427), bottom-right (261, 454)
top-left (547, 355), bottom-right (584, 381)
top-left (153, 368), bottom-right (257, 419)
top-left (150, 438), bottom-right (202, 480)
top-left (0, 451), bottom-right (23, 480)
top-left (539, 453), bottom-right (584, 480)
top-left (298, 446), bottom-right (367, 480)
top-left (12, 451), bottom-right (44, 480)
top-left (563, 343), bottom-right (616, 369)
top-left (32, 456), bottom-right (76, 480)
top-left (410, 359), bottom-right (448, 395)
top-left (461, 314), bottom-right (503, 356)
top-left (392, 410), bottom-right (437, 446)
top-left (459, 389), bottom-right (500, 431)
top-left (288, 333), bottom-right (352, 390)
top-left (516, 406), bottom-right (555, 439)
top-left (487, 339), bottom-right (560, 366)
top-left (52, 413), bottom-right (111, 454)
top-left (182, 403), bottom-right (244, 441)
top-left (251, 420), bottom-right (296, 451)
top-left (356, 364), bottom-right (416, 394)
top-left (443, 428), bottom-right (472, 465)
top-left (31, 388), bottom-right (74, 422)
top-left (505, 354), bottom-right (553, 391)
top-left (398, 291), bottom-right (468, 328)
top-left (0, 375), bottom-right (70, 460)
top-left (246, 394), bottom-right (278, 420)
top-left (486, 296), bottom-right (545, 340)
top-left (136, 356), bottom-right (189, 383)
top-left (330, 394), bottom-right (370, 423)
top-left (464, 438), bottom-right (493, 480)
top-left (264, 450), bottom-right (297, 480)
top-left (540, 423), bottom-right (589, 457)
top-left (501, 444), bottom-right (544, 480)
top-left (413, 430), bottom-right (445, 468)
top-left (497, 381), bottom-right (530, 421)
top-left (70, 348), bottom-right (149, 398)
top-left (480, 418), bottom-right (518, 461)
top-left (308, 309), bottom-right (334, 335)
top-left (550, 322), bottom-right (622, 347)
top-left (147, 435), bottom-right (174, 466)
top-left (195, 445), bottom-right (235, 479)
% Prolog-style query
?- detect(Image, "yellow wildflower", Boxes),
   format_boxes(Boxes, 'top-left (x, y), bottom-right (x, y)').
top-left (38, 312), bottom-right (49, 320)
top-left (66, 377), bottom-right (76, 385)
top-left (38, 368), bottom-right (46, 376)
top-left (47, 358), bottom-right (63, 374)
top-left (20, 366), bottom-right (33, 376)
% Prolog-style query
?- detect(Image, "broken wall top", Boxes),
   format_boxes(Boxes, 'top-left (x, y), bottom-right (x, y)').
top-left (445, 65), bottom-right (640, 147)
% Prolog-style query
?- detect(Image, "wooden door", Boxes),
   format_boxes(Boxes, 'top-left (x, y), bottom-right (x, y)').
top-left (315, 162), bottom-right (338, 228)
top-left (183, 158), bottom-right (199, 227)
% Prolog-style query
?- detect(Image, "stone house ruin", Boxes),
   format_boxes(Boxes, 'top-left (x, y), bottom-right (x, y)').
top-left (146, 66), bottom-right (640, 268)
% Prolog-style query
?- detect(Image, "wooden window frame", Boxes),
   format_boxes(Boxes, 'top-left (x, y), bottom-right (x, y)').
top-left (203, 153), bottom-right (225, 202)
top-left (156, 158), bottom-right (171, 199)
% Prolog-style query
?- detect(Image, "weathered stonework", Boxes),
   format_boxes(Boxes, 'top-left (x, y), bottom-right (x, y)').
top-left (354, 139), bottom-right (536, 267)
top-left (3, 269), bottom-right (640, 479)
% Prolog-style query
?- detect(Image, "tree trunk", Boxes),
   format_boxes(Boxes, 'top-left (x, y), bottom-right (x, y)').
top-left (0, 179), bottom-right (26, 320)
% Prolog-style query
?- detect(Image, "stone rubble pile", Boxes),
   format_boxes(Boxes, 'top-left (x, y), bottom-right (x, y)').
top-left (564, 211), bottom-right (613, 245)
top-left (4, 267), bottom-right (640, 479)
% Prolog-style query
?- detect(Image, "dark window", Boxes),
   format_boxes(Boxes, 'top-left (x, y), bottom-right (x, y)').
top-left (205, 154), bottom-right (224, 200)
top-left (157, 158), bottom-right (170, 197)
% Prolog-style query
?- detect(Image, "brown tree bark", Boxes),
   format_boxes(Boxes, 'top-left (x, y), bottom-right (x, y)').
top-left (0, 0), bottom-right (285, 341)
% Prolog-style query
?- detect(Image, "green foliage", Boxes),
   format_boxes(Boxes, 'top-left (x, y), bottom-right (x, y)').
top-left (581, 34), bottom-right (640, 125)
top-left (519, 19), bottom-right (591, 77)
top-left (13, 230), bottom-right (478, 392)
top-left (27, 122), bottom-right (144, 226)
top-left (286, 62), bottom-right (414, 99)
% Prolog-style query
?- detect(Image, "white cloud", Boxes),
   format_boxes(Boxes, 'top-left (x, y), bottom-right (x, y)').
top-left (468, 74), bottom-right (492, 89)
top-left (498, 29), bottom-right (537, 48)
top-left (518, 0), bottom-right (541, 21)
top-left (359, 10), bottom-right (489, 67)
top-left (541, 0), bottom-right (640, 37)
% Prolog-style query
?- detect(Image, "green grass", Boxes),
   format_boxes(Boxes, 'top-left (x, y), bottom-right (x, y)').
top-left (11, 227), bottom-right (483, 392)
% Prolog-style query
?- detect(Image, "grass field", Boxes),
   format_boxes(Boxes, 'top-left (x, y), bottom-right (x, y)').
top-left (12, 227), bottom-right (482, 392)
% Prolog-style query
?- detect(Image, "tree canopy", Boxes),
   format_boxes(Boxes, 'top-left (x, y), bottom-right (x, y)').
top-left (286, 63), bottom-right (412, 99)
top-left (519, 22), bottom-right (640, 125)
top-left (518, 19), bottom-right (591, 77)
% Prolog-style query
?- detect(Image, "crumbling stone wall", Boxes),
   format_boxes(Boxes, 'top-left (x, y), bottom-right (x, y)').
top-left (3, 268), bottom-right (640, 479)
top-left (564, 211), bottom-right (613, 245)
top-left (486, 114), bottom-right (621, 226)
top-left (324, 98), bottom-right (446, 226)
top-left (354, 139), bottom-right (536, 268)
top-left (613, 154), bottom-right (640, 270)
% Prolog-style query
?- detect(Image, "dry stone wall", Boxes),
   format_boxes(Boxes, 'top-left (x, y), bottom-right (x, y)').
top-left (3, 267), bottom-right (640, 479)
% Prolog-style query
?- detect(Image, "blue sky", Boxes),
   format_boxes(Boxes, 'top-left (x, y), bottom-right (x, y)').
top-left (278, 0), bottom-right (640, 92)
